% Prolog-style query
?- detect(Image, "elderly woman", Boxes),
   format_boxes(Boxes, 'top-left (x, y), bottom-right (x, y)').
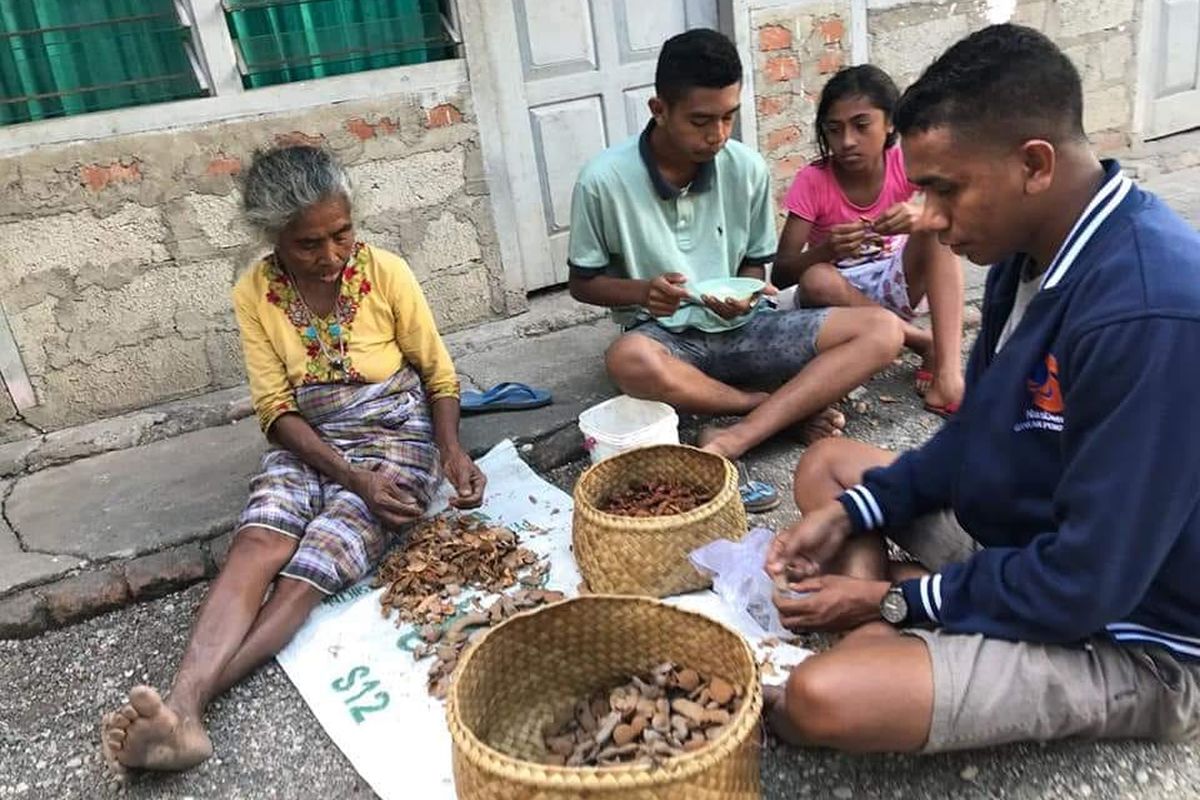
top-left (101, 145), bottom-right (485, 774)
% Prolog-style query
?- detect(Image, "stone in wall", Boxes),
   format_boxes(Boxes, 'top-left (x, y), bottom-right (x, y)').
top-left (350, 148), bottom-right (467, 217)
top-left (867, 4), bottom-right (973, 91)
top-left (0, 203), bottom-right (171, 287)
top-left (1058, 0), bottom-right (1136, 38)
top-left (751, 2), bottom-right (853, 211)
top-left (29, 338), bottom-right (212, 429)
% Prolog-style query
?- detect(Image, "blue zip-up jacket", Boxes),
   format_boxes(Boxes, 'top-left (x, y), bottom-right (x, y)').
top-left (838, 161), bottom-right (1200, 660)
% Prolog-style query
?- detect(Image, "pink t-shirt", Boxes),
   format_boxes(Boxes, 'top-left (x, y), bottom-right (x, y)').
top-left (783, 146), bottom-right (918, 250)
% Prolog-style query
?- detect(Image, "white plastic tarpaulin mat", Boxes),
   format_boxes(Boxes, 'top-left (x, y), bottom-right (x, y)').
top-left (276, 439), bottom-right (811, 800)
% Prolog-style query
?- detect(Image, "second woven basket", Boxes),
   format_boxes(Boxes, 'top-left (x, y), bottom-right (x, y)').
top-left (573, 444), bottom-right (748, 597)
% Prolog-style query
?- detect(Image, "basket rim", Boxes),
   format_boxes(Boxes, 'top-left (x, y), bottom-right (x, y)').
top-left (574, 444), bottom-right (738, 526)
top-left (445, 594), bottom-right (763, 790)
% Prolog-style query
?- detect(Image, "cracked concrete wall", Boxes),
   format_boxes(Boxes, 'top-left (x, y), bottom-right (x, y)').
top-left (0, 86), bottom-right (504, 432)
top-left (753, 0), bottom-right (1140, 209)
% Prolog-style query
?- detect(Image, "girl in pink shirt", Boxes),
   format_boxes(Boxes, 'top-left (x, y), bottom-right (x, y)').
top-left (774, 65), bottom-right (965, 415)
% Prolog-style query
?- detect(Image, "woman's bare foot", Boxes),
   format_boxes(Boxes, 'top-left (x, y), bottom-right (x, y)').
top-left (101, 686), bottom-right (213, 774)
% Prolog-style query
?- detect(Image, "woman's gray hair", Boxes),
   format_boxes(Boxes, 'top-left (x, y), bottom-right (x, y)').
top-left (241, 145), bottom-right (353, 238)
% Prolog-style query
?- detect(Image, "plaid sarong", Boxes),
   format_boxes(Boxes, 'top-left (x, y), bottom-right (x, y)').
top-left (237, 367), bottom-right (439, 594)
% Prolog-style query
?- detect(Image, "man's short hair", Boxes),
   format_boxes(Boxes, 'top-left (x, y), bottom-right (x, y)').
top-left (655, 29), bottom-right (742, 105)
top-left (894, 23), bottom-right (1085, 146)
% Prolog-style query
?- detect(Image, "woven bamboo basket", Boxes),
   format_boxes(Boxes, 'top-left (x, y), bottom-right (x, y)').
top-left (446, 595), bottom-right (762, 800)
top-left (573, 444), bottom-right (748, 597)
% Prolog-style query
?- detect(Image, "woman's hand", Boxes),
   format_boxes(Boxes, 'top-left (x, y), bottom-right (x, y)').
top-left (347, 468), bottom-right (424, 528)
top-left (773, 575), bottom-right (889, 632)
top-left (442, 446), bottom-right (486, 509)
top-left (872, 201), bottom-right (923, 236)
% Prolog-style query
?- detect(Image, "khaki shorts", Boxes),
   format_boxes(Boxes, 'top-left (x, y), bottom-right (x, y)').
top-left (893, 512), bottom-right (1200, 753)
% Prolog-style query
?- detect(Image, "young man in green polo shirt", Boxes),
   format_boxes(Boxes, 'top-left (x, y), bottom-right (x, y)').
top-left (568, 29), bottom-right (904, 461)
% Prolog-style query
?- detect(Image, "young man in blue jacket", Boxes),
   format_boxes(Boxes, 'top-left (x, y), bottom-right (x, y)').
top-left (765, 23), bottom-right (1200, 753)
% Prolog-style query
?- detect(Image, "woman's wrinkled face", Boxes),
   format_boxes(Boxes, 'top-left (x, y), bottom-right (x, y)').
top-left (274, 194), bottom-right (355, 284)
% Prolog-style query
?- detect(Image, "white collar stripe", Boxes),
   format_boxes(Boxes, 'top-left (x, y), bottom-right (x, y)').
top-left (1038, 172), bottom-right (1123, 288)
top-left (1039, 173), bottom-right (1122, 289)
top-left (1042, 174), bottom-right (1132, 290)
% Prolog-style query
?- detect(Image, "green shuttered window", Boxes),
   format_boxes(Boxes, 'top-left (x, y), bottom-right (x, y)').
top-left (224, 0), bottom-right (456, 89)
top-left (0, 1), bottom-right (206, 126)
top-left (0, 1), bottom-right (459, 127)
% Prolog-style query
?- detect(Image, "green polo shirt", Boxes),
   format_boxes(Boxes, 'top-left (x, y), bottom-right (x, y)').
top-left (568, 121), bottom-right (776, 333)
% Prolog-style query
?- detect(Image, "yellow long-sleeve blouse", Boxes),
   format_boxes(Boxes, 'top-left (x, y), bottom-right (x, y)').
top-left (232, 243), bottom-right (460, 432)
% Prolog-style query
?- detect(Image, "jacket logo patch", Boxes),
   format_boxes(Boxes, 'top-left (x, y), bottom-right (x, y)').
top-left (1015, 353), bottom-right (1065, 432)
top-left (1027, 353), bottom-right (1064, 413)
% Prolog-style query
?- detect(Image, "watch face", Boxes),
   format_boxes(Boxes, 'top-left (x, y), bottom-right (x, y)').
top-left (881, 589), bottom-right (907, 624)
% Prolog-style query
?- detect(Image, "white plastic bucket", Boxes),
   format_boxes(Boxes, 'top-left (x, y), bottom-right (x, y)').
top-left (577, 395), bottom-right (680, 464)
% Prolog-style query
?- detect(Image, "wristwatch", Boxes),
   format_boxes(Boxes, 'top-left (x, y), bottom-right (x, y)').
top-left (880, 583), bottom-right (908, 625)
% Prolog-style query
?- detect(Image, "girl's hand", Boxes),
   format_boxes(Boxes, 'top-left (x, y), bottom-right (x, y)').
top-left (872, 201), bottom-right (923, 235)
top-left (828, 221), bottom-right (870, 260)
top-left (442, 446), bottom-right (486, 509)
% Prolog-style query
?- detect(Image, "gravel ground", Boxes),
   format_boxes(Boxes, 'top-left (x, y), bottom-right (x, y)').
top-left (2, 355), bottom-right (1198, 799)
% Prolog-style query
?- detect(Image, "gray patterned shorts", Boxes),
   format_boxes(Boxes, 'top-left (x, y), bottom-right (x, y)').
top-left (625, 307), bottom-right (830, 387)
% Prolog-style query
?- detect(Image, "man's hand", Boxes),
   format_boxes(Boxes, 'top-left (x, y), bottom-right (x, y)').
top-left (702, 283), bottom-right (777, 320)
top-left (347, 468), bottom-right (424, 528)
top-left (773, 574), bottom-right (889, 632)
top-left (442, 446), bottom-right (486, 509)
top-left (766, 502), bottom-right (854, 581)
top-left (643, 273), bottom-right (691, 317)
top-left (872, 201), bottom-right (923, 236)
top-left (828, 221), bottom-right (872, 260)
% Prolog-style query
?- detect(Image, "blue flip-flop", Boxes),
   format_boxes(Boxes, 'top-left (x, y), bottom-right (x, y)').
top-left (460, 382), bottom-right (552, 414)
top-left (740, 480), bottom-right (780, 513)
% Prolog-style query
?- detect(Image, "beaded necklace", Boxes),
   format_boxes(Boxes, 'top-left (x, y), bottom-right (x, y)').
top-left (280, 256), bottom-right (349, 374)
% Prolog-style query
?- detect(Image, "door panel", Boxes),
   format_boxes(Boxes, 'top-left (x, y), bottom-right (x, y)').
top-left (1145, 0), bottom-right (1200, 138)
top-left (620, 2), bottom-right (687, 54)
top-left (495, 0), bottom-right (724, 290)
top-left (530, 97), bottom-right (609, 232)
top-left (622, 85), bottom-right (655, 132)
top-left (514, 0), bottom-right (598, 79)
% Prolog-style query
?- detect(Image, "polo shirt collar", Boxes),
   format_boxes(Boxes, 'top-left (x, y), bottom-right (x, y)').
top-left (638, 120), bottom-right (715, 200)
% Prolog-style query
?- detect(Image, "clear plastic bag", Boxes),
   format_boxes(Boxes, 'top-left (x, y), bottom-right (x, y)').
top-left (689, 527), bottom-right (791, 639)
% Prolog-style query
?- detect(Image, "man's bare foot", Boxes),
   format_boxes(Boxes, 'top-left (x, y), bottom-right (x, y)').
top-left (101, 686), bottom-right (213, 773)
top-left (794, 407), bottom-right (845, 445)
top-left (762, 684), bottom-right (805, 746)
top-left (699, 407), bottom-right (845, 460)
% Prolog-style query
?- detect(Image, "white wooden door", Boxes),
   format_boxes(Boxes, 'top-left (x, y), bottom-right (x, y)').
top-left (462, 0), bottom-right (724, 292)
top-left (1142, 0), bottom-right (1200, 138)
